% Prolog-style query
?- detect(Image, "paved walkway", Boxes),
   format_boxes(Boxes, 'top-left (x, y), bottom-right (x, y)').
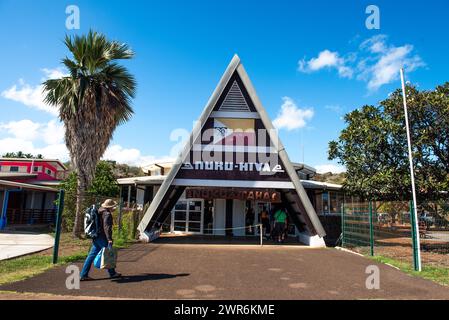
top-left (0, 232), bottom-right (54, 260)
top-left (1, 241), bottom-right (449, 299)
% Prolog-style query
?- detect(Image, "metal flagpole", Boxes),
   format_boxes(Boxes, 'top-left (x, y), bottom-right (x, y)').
top-left (400, 68), bottom-right (422, 271)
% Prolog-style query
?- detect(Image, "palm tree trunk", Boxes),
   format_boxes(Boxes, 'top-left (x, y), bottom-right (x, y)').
top-left (73, 173), bottom-right (87, 238)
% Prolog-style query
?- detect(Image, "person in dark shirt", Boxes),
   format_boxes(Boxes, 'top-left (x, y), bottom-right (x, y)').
top-left (80, 199), bottom-right (122, 281)
top-left (260, 207), bottom-right (270, 240)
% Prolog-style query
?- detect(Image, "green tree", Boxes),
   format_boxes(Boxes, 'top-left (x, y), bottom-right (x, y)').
top-left (329, 83), bottom-right (449, 202)
top-left (2, 152), bottom-right (43, 159)
top-left (89, 161), bottom-right (120, 197)
top-left (42, 31), bottom-right (136, 237)
top-left (60, 161), bottom-right (120, 232)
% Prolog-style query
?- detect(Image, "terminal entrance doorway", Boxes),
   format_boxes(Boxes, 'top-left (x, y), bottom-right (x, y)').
top-left (171, 199), bottom-right (204, 234)
top-left (245, 201), bottom-right (271, 236)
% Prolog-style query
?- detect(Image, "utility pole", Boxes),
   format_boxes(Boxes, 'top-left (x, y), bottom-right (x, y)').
top-left (400, 68), bottom-right (422, 271)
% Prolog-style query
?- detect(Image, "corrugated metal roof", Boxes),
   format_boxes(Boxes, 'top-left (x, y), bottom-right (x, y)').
top-left (0, 179), bottom-right (59, 192)
top-left (0, 173), bottom-right (38, 179)
top-left (300, 180), bottom-right (342, 190)
top-left (0, 158), bottom-right (67, 171)
top-left (117, 175), bottom-right (166, 185)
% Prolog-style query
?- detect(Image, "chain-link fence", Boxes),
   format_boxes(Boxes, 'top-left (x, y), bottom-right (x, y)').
top-left (62, 192), bottom-right (142, 244)
top-left (341, 200), bottom-right (449, 269)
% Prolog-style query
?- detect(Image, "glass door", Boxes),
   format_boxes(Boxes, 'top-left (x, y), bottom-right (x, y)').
top-left (255, 202), bottom-right (271, 236)
top-left (173, 201), bottom-right (188, 232)
top-left (187, 200), bottom-right (203, 233)
top-left (171, 199), bottom-right (203, 234)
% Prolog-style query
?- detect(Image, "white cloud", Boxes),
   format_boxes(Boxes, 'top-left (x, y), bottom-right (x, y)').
top-left (314, 164), bottom-right (346, 174)
top-left (102, 144), bottom-right (175, 167)
top-left (0, 119), bottom-right (67, 160)
top-left (324, 105), bottom-right (344, 114)
top-left (1, 83), bottom-right (57, 115)
top-left (0, 137), bottom-right (68, 161)
top-left (298, 35), bottom-right (425, 91)
top-left (273, 97), bottom-right (314, 131)
top-left (0, 119), bottom-right (41, 141)
top-left (298, 50), bottom-right (353, 79)
top-left (42, 119), bottom-right (65, 145)
top-left (358, 36), bottom-right (425, 91)
top-left (1, 67), bottom-right (67, 115)
top-left (303, 50), bottom-right (340, 70)
top-left (41, 68), bottom-right (67, 80)
top-left (0, 117), bottom-right (170, 167)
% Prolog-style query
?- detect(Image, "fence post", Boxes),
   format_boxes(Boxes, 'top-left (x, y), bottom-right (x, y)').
top-left (118, 198), bottom-right (123, 234)
top-left (52, 189), bottom-right (65, 264)
top-left (409, 200), bottom-right (420, 271)
top-left (341, 203), bottom-right (345, 247)
top-left (0, 190), bottom-right (10, 230)
top-left (259, 224), bottom-right (263, 247)
top-left (132, 209), bottom-right (138, 240)
top-left (369, 201), bottom-right (374, 256)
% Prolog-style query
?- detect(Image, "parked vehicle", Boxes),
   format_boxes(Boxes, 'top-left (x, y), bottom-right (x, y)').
top-left (377, 213), bottom-right (391, 224)
top-left (419, 211), bottom-right (435, 227)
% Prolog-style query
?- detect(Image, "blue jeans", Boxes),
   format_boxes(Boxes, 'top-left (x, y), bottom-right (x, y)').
top-left (80, 236), bottom-right (116, 278)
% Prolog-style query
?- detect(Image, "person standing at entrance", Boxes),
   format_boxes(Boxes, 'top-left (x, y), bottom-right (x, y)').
top-left (260, 207), bottom-right (270, 240)
top-left (274, 206), bottom-right (288, 243)
top-left (269, 206), bottom-right (277, 241)
top-left (246, 207), bottom-right (255, 235)
top-left (80, 199), bottom-right (122, 281)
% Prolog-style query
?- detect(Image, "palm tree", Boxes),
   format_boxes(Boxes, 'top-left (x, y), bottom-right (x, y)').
top-left (43, 30), bottom-right (136, 237)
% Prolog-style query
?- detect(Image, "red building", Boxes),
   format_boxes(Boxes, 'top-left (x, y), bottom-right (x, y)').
top-left (0, 158), bottom-right (67, 230)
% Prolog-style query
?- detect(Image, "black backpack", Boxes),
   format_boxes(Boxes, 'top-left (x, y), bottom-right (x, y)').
top-left (84, 205), bottom-right (99, 238)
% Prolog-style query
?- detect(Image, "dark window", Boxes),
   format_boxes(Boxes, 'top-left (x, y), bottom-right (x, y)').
top-left (322, 192), bottom-right (329, 214)
top-left (203, 200), bottom-right (214, 234)
top-left (225, 199), bottom-right (233, 236)
top-left (10, 166), bottom-right (19, 172)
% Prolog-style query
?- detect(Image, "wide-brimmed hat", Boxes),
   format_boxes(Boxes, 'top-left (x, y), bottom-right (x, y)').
top-left (101, 199), bottom-right (118, 209)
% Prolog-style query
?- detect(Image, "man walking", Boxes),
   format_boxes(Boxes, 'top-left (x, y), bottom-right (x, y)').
top-left (80, 199), bottom-right (122, 281)
top-left (274, 206), bottom-right (288, 243)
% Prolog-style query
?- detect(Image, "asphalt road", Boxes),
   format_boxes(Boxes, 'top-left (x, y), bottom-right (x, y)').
top-left (1, 243), bottom-right (449, 300)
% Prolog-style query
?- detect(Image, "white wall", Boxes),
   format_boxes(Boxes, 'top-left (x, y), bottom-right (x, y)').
top-left (232, 200), bottom-right (246, 236)
top-left (136, 188), bottom-right (145, 207)
top-left (298, 232), bottom-right (326, 247)
top-left (213, 199), bottom-right (226, 235)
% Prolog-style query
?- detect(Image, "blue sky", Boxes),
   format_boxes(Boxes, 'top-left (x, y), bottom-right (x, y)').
top-left (0, 0), bottom-right (448, 173)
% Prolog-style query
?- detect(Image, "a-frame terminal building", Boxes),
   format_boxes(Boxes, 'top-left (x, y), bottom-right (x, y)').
top-left (138, 55), bottom-right (326, 246)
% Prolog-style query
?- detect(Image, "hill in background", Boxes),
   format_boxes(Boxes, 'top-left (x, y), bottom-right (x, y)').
top-left (313, 172), bottom-right (346, 185)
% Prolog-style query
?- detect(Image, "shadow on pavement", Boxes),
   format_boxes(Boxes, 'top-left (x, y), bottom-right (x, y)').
top-left (154, 234), bottom-right (303, 246)
top-left (111, 273), bottom-right (190, 284)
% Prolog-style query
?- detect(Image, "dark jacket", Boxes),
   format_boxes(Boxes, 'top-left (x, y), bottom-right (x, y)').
top-left (97, 207), bottom-right (113, 242)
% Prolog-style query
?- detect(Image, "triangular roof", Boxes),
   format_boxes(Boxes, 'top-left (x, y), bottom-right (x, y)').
top-left (138, 55), bottom-right (326, 238)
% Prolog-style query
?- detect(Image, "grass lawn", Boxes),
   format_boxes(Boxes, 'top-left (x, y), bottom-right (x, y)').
top-left (0, 232), bottom-right (133, 287)
top-left (369, 255), bottom-right (449, 287)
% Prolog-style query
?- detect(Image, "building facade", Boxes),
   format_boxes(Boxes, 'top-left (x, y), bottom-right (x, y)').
top-left (0, 158), bottom-right (67, 229)
top-left (118, 162), bottom-right (344, 242)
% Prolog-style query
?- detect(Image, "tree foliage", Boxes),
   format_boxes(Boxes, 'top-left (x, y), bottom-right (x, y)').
top-left (2, 151), bottom-right (43, 159)
top-left (329, 83), bottom-right (449, 201)
top-left (60, 161), bottom-right (119, 231)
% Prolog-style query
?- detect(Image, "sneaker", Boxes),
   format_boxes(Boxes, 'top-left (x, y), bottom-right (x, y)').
top-left (110, 272), bottom-right (122, 279)
top-left (80, 276), bottom-right (93, 281)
